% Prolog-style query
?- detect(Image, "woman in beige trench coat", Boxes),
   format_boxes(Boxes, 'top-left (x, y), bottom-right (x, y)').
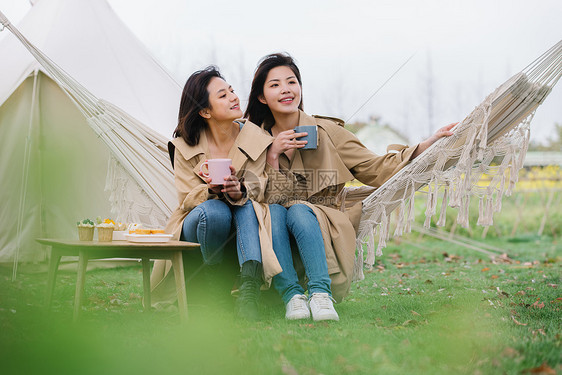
top-left (245, 53), bottom-right (455, 312)
top-left (150, 66), bottom-right (285, 320)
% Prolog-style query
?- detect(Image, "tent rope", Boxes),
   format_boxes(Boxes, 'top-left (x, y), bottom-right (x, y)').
top-left (0, 11), bottom-right (8, 30)
top-left (12, 70), bottom-right (40, 281)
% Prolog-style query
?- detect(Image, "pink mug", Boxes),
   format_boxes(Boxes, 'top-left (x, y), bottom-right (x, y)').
top-left (200, 158), bottom-right (232, 185)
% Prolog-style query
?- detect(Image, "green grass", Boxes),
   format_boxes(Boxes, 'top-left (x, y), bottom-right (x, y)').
top-left (1, 234), bottom-right (560, 375)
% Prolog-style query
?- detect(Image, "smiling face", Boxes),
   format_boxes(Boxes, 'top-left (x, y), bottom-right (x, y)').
top-left (258, 65), bottom-right (302, 117)
top-left (201, 77), bottom-right (243, 122)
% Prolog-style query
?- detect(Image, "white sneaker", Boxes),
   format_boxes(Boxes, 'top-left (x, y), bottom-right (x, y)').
top-left (308, 293), bottom-right (339, 321)
top-left (285, 294), bottom-right (311, 320)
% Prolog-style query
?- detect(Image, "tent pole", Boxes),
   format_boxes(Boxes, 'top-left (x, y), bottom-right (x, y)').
top-left (13, 70), bottom-right (39, 281)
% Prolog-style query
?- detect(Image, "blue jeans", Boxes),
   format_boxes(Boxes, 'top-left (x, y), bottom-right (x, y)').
top-left (270, 204), bottom-right (332, 304)
top-left (181, 199), bottom-right (261, 266)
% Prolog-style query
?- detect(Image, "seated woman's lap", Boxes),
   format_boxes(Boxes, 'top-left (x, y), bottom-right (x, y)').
top-left (269, 204), bottom-right (288, 243)
top-left (231, 200), bottom-right (263, 265)
top-left (286, 204), bottom-right (323, 247)
top-left (181, 199), bottom-right (233, 265)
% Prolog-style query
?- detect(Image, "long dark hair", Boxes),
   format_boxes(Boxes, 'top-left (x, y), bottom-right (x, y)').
top-left (244, 52), bottom-right (303, 129)
top-left (173, 66), bottom-right (224, 146)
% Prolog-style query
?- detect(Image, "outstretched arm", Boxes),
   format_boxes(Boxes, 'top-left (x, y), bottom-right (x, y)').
top-left (411, 122), bottom-right (457, 159)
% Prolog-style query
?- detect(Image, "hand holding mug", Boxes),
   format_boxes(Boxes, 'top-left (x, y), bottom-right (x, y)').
top-left (270, 129), bottom-right (308, 157)
top-left (222, 165), bottom-right (245, 201)
top-left (200, 158), bottom-right (232, 185)
top-left (199, 173), bottom-right (223, 194)
top-left (199, 159), bottom-right (244, 200)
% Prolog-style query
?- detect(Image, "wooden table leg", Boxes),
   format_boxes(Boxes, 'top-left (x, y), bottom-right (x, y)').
top-left (73, 250), bottom-right (89, 322)
top-left (172, 251), bottom-right (188, 322)
top-left (46, 247), bottom-right (62, 310)
top-left (141, 258), bottom-right (151, 313)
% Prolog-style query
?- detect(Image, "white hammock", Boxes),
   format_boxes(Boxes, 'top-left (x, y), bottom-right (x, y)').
top-left (350, 40), bottom-right (562, 280)
top-left (0, 11), bottom-right (176, 228)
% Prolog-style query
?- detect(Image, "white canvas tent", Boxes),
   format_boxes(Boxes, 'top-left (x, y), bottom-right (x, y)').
top-left (0, 0), bottom-right (181, 264)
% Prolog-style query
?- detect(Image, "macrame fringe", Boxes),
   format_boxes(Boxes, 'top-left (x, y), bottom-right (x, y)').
top-left (485, 196), bottom-right (494, 225)
top-left (365, 227), bottom-right (377, 267)
top-left (376, 212), bottom-right (388, 257)
top-left (436, 186), bottom-right (449, 227)
top-left (353, 238), bottom-right (366, 281)
top-left (424, 180), bottom-right (438, 227)
top-left (106, 157), bottom-right (168, 227)
top-left (405, 183), bottom-right (416, 233)
top-left (393, 200), bottom-right (406, 237)
top-left (355, 114), bottom-right (533, 273)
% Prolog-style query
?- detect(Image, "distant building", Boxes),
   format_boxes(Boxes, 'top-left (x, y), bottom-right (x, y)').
top-left (354, 116), bottom-right (410, 155)
top-left (523, 151), bottom-right (562, 167)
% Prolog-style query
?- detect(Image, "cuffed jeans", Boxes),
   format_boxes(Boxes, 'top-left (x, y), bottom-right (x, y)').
top-left (270, 204), bottom-right (332, 304)
top-left (181, 199), bottom-right (261, 266)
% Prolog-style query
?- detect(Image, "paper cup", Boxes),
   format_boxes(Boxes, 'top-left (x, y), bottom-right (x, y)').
top-left (78, 226), bottom-right (94, 241)
top-left (97, 227), bottom-right (114, 242)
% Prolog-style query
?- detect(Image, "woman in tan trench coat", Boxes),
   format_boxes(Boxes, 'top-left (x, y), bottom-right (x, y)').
top-left (245, 53), bottom-right (455, 313)
top-left (150, 66), bottom-right (285, 320)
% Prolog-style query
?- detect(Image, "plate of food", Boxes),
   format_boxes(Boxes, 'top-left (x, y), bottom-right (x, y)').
top-left (125, 229), bottom-right (172, 243)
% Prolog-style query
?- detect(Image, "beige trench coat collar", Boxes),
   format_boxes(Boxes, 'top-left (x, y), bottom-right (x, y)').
top-left (173, 121), bottom-right (273, 180)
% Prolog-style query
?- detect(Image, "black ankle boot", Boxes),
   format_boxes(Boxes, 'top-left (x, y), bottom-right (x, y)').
top-left (236, 260), bottom-right (262, 321)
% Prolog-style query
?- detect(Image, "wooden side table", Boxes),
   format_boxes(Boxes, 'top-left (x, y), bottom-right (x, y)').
top-left (36, 238), bottom-right (200, 322)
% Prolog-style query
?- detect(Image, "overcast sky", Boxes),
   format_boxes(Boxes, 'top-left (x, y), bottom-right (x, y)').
top-left (1, 0), bottom-right (561, 144)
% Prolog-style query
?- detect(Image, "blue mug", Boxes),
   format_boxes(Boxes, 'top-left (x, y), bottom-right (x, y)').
top-left (294, 125), bottom-right (318, 150)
